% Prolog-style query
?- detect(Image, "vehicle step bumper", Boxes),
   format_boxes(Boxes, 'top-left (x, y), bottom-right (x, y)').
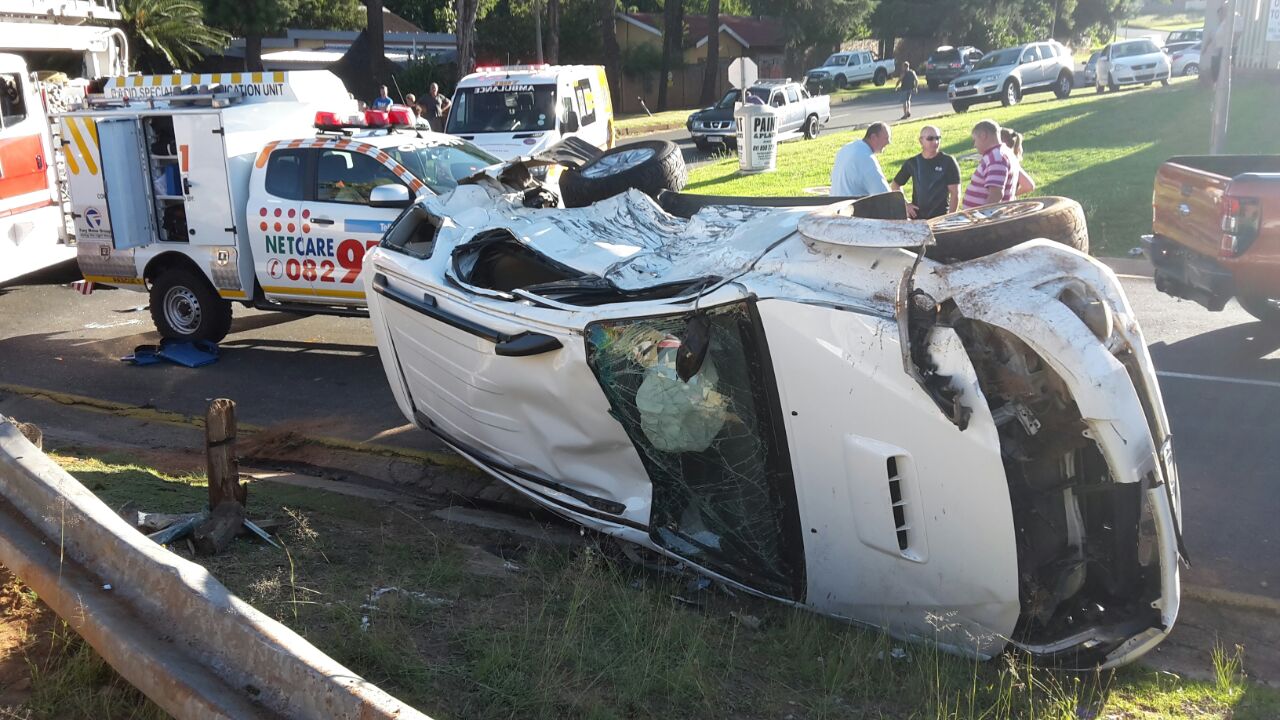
top-left (1142, 234), bottom-right (1234, 311)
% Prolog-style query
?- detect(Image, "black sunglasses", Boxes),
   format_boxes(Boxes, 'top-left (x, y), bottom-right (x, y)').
top-left (923, 135), bottom-right (942, 141)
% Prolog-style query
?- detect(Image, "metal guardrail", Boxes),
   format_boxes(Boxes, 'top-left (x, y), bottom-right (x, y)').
top-left (0, 415), bottom-right (432, 720)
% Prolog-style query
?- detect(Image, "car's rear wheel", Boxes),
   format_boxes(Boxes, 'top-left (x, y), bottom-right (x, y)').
top-left (1053, 71), bottom-right (1073, 99)
top-left (559, 140), bottom-right (687, 208)
top-left (149, 267), bottom-right (233, 343)
top-left (1001, 79), bottom-right (1021, 107)
top-left (951, 100), bottom-right (970, 113)
top-left (928, 79), bottom-right (941, 91)
top-left (873, 68), bottom-right (888, 86)
top-left (1184, 63), bottom-right (1200, 76)
top-left (802, 114), bottom-right (820, 140)
top-left (1237, 294), bottom-right (1280, 326)
top-left (926, 197), bottom-right (1089, 263)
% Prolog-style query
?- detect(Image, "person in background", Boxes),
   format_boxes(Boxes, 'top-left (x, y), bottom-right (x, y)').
top-left (1000, 127), bottom-right (1036, 196)
top-left (371, 85), bottom-right (393, 110)
top-left (890, 125), bottom-right (960, 219)
top-left (1203, 2), bottom-right (1235, 83)
top-left (830, 122), bottom-right (892, 197)
top-left (894, 61), bottom-right (918, 120)
top-left (427, 83), bottom-right (452, 132)
top-left (962, 119), bottom-right (1018, 209)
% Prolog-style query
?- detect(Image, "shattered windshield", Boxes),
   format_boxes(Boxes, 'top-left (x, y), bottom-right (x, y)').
top-left (385, 141), bottom-right (499, 194)
top-left (585, 301), bottom-right (804, 598)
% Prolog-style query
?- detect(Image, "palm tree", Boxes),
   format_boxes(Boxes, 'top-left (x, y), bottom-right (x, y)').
top-left (121, 0), bottom-right (230, 72)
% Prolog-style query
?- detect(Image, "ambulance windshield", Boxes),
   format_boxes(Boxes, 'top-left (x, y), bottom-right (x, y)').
top-left (447, 83), bottom-right (558, 134)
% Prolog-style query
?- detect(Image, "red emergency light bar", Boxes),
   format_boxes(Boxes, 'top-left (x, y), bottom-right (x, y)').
top-left (315, 106), bottom-right (415, 131)
top-left (315, 110), bottom-right (365, 130)
top-left (474, 64), bottom-right (552, 73)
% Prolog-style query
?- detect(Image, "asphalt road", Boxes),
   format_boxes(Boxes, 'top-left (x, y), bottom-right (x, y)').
top-left (1, 259), bottom-right (1276, 602)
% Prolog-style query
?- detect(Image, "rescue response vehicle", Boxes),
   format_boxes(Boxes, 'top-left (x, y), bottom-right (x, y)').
top-left (62, 70), bottom-right (499, 342)
top-left (447, 64), bottom-right (613, 162)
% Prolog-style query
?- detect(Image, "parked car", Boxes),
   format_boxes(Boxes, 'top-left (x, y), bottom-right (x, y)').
top-left (922, 45), bottom-right (984, 90)
top-left (1143, 155), bottom-right (1280, 325)
top-left (363, 140), bottom-right (1183, 669)
top-left (1095, 38), bottom-right (1171, 92)
top-left (1162, 40), bottom-right (1199, 56)
top-left (1170, 43), bottom-right (1201, 76)
top-left (686, 81), bottom-right (830, 152)
top-left (804, 50), bottom-right (896, 92)
top-left (947, 40), bottom-right (1074, 112)
top-left (1081, 50), bottom-right (1101, 87)
top-left (1164, 28), bottom-right (1203, 45)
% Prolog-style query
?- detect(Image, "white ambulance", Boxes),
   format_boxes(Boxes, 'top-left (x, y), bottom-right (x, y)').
top-left (63, 70), bottom-right (499, 342)
top-left (446, 64), bottom-right (613, 162)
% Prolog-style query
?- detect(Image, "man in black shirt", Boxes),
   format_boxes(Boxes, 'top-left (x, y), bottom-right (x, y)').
top-left (890, 125), bottom-right (961, 219)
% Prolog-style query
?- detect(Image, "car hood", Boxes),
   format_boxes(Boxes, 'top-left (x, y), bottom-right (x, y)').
top-left (690, 107), bottom-right (735, 122)
top-left (953, 63), bottom-right (1015, 81)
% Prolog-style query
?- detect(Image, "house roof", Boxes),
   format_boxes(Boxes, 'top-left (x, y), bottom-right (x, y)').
top-left (618, 12), bottom-right (783, 50)
top-left (382, 8), bottom-right (423, 34)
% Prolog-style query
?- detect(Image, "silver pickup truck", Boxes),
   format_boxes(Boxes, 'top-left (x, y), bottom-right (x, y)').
top-left (686, 80), bottom-right (831, 152)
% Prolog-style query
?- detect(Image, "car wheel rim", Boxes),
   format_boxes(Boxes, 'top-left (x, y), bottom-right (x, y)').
top-left (164, 286), bottom-right (202, 334)
top-left (581, 148), bottom-right (655, 179)
top-left (1187, 65), bottom-right (1198, 76)
top-left (1060, 78), bottom-right (1070, 94)
top-left (1008, 86), bottom-right (1017, 103)
top-left (930, 201), bottom-right (1045, 231)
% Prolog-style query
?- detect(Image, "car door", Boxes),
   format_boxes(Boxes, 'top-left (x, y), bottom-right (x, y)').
top-left (295, 145), bottom-right (407, 304)
top-left (784, 86), bottom-right (803, 130)
top-left (1018, 46), bottom-right (1044, 87)
top-left (367, 213), bottom-right (807, 601)
top-left (249, 146), bottom-right (310, 298)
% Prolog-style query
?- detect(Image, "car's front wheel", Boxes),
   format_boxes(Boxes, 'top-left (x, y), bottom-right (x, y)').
top-left (833, 75), bottom-right (847, 90)
top-left (1237, 294), bottom-right (1280, 326)
top-left (560, 140), bottom-right (687, 208)
top-left (951, 100), bottom-right (970, 113)
top-left (802, 114), bottom-right (820, 140)
top-left (1108, 73), bottom-right (1120, 92)
top-left (1053, 71), bottom-right (1073, 99)
top-left (1001, 79), bottom-right (1021, 106)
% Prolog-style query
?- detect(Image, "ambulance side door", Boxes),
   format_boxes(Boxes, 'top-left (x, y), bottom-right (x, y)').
top-left (570, 77), bottom-right (605, 149)
top-left (174, 113), bottom-right (236, 246)
top-left (297, 146), bottom-right (406, 304)
top-left (248, 146), bottom-right (311, 299)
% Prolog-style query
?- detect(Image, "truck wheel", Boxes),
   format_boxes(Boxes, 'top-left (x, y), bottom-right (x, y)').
top-left (834, 75), bottom-right (847, 90)
top-left (559, 140), bottom-right (687, 208)
top-left (926, 197), bottom-right (1089, 263)
top-left (149, 267), bottom-right (233, 343)
top-left (873, 68), bottom-right (888, 86)
top-left (1053, 71), bottom-right (1073, 99)
top-left (1237, 295), bottom-right (1280, 326)
top-left (1001, 79), bottom-right (1021, 106)
top-left (802, 114), bottom-right (820, 140)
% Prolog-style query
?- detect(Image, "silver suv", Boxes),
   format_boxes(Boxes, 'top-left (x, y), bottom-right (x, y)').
top-left (947, 40), bottom-right (1075, 112)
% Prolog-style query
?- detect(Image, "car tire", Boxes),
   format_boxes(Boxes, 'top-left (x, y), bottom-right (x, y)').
top-left (1161, 75), bottom-right (1171, 87)
top-left (834, 75), bottom-right (847, 90)
top-left (1184, 63), bottom-right (1199, 77)
top-left (926, 197), bottom-right (1089, 264)
top-left (1108, 73), bottom-right (1120, 92)
top-left (1001, 79), bottom-right (1021, 107)
top-left (951, 100), bottom-right (970, 113)
top-left (693, 139), bottom-right (711, 153)
top-left (1237, 294), bottom-right (1280, 326)
top-left (928, 80), bottom-right (941, 91)
top-left (560, 140), bottom-right (687, 208)
top-left (873, 68), bottom-right (888, 86)
top-left (149, 267), bottom-right (233, 343)
top-left (802, 114), bottom-right (820, 140)
top-left (1053, 71), bottom-right (1073, 99)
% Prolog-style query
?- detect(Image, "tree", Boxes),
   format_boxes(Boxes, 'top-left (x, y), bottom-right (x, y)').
top-left (657, 0), bottom-right (683, 110)
top-left (366, 0), bottom-right (385, 85)
top-left (699, 0), bottom-right (719, 105)
top-left (120, 0), bottom-right (230, 72)
top-left (456, 0), bottom-right (481, 75)
top-left (599, 0), bottom-right (621, 101)
top-left (753, 0), bottom-right (875, 77)
top-left (547, 0), bottom-right (561, 63)
top-left (293, 0), bottom-right (365, 28)
top-left (204, 0), bottom-right (297, 71)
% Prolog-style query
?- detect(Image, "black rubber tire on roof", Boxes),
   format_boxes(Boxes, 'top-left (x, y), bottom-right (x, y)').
top-left (560, 140), bottom-right (687, 208)
top-left (1237, 294), bottom-right (1280, 326)
top-left (925, 197), bottom-right (1089, 264)
top-left (149, 267), bottom-right (234, 343)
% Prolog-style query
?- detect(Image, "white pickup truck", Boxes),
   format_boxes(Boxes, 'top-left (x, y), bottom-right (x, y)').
top-left (804, 50), bottom-right (897, 92)
top-left (62, 70), bottom-right (498, 342)
top-left (687, 81), bottom-right (830, 151)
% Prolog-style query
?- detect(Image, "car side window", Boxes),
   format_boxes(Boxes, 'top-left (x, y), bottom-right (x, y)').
top-left (785, 86), bottom-right (799, 103)
top-left (574, 78), bottom-right (596, 126)
top-left (770, 92), bottom-right (785, 107)
top-left (264, 149), bottom-right (307, 201)
top-left (315, 149), bottom-right (403, 205)
top-left (1021, 48), bottom-right (1037, 64)
top-left (0, 73), bottom-right (27, 128)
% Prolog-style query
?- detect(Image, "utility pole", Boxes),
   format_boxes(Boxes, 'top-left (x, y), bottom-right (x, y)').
top-left (534, 0), bottom-right (544, 64)
top-left (1209, 0), bottom-right (1235, 154)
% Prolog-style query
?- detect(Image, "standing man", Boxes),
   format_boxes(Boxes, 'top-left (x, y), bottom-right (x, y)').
top-left (890, 125), bottom-right (960, 219)
top-left (1202, 2), bottom-right (1235, 83)
top-left (962, 119), bottom-right (1018, 209)
top-left (427, 82), bottom-right (453, 132)
top-left (830, 122), bottom-right (892, 197)
top-left (894, 61), bottom-right (918, 120)
top-left (371, 85), bottom-right (393, 110)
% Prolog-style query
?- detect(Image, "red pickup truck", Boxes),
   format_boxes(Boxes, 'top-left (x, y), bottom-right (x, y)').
top-left (1142, 155), bottom-right (1280, 325)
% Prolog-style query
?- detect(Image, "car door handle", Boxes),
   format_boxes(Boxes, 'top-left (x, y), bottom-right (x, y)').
top-left (372, 273), bottom-right (563, 356)
top-left (311, 217), bottom-right (335, 226)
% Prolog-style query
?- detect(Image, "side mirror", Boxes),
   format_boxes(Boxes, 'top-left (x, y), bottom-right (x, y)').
top-left (562, 111), bottom-right (580, 133)
top-left (369, 184), bottom-right (412, 208)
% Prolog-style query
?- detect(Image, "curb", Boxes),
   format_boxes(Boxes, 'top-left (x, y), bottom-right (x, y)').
top-left (617, 120), bottom-right (686, 138)
top-left (1183, 583), bottom-right (1280, 617)
top-left (0, 382), bottom-right (473, 472)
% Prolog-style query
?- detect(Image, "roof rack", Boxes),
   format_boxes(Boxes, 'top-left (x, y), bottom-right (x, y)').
top-left (83, 86), bottom-right (245, 111)
top-left (752, 78), bottom-right (794, 85)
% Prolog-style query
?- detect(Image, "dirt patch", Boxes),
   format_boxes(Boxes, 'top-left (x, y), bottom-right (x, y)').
top-left (0, 566), bottom-right (56, 709)
top-left (1145, 595), bottom-right (1280, 687)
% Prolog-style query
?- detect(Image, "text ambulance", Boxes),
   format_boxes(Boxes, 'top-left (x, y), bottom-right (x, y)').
top-left (63, 70), bottom-right (499, 342)
top-left (447, 65), bottom-right (613, 162)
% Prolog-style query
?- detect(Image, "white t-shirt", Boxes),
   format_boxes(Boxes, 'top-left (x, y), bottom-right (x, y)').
top-left (831, 138), bottom-right (890, 197)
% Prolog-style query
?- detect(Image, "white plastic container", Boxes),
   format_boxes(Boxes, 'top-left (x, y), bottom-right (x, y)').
top-left (734, 103), bottom-right (778, 174)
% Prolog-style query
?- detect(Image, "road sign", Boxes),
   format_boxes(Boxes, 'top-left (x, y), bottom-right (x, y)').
top-left (727, 57), bottom-right (758, 89)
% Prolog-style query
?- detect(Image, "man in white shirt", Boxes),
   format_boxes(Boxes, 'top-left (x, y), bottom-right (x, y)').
top-left (830, 122), bottom-right (892, 197)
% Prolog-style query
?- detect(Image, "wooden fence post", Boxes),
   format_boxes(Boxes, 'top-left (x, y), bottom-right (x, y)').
top-left (195, 398), bottom-right (246, 555)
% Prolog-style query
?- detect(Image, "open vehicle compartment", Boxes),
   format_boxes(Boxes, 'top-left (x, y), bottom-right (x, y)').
top-left (364, 180), bottom-right (1181, 668)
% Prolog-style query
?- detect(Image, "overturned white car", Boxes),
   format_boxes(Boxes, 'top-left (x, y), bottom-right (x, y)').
top-left (362, 144), bottom-right (1183, 668)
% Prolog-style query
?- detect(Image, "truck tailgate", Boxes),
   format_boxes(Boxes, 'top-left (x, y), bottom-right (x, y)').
top-left (1152, 160), bottom-right (1228, 259)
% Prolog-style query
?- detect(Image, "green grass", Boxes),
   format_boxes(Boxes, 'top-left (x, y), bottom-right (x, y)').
top-left (616, 109), bottom-right (692, 136)
top-left (1128, 12), bottom-right (1204, 32)
top-left (687, 78), bottom-right (1280, 256)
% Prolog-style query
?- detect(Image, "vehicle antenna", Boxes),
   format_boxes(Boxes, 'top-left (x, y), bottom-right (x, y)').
top-left (391, 76), bottom-right (406, 104)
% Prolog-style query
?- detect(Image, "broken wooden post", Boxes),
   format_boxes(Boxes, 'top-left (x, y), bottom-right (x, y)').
top-left (16, 421), bottom-right (42, 450)
top-left (194, 399), bottom-right (246, 555)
